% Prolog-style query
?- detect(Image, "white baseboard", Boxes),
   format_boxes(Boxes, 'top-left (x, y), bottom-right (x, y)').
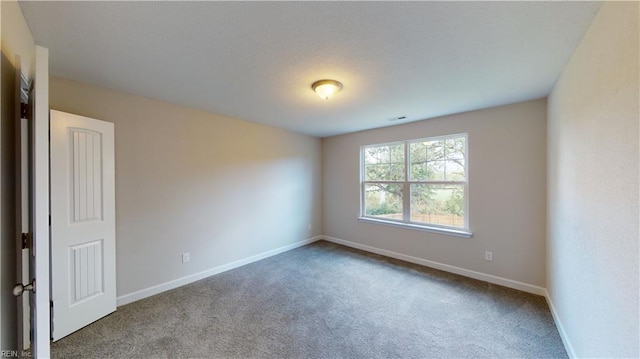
top-left (116, 234), bottom-right (574, 357)
top-left (117, 236), bottom-right (322, 306)
top-left (322, 235), bottom-right (577, 357)
top-left (544, 290), bottom-right (577, 358)
top-left (117, 235), bottom-right (577, 358)
top-left (321, 235), bottom-right (546, 296)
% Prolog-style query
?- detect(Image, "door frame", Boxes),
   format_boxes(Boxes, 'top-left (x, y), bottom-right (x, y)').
top-left (31, 45), bottom-right (50, 358)
top-left (15, 54), bottom-right (31, 354)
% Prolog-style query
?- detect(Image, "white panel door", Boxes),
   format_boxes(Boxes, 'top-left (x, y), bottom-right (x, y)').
top-left (50, 110), bottom-right (116, 341)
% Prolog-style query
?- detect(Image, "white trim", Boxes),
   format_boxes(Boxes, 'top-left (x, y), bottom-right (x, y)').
top-left (357, 217), bottom-right (473, 238)
top-left (544, 290), bottom-right (577, 358)
top-left (33, 46), bottom-right (50, 359)
top-left (114, 234), bottom-right (577, 357)
top-left (322, 235), bottom-right (545, 296)
top-left (116, 236), bottom-right (322, 306)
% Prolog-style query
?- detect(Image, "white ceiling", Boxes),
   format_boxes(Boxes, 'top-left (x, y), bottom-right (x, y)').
top-left (20, 1), bottom-right (602, 138)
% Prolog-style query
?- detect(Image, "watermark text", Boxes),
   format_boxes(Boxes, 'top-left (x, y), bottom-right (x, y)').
top-left (0, 350), bottom-right (31, 358)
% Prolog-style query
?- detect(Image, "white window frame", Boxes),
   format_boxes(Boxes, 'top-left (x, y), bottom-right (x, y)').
top-left (358, 133), bottom-right (472, 238)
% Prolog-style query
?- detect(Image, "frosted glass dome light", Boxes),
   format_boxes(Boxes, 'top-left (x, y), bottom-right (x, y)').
top-left (311, 79), bottom-right (343, 100)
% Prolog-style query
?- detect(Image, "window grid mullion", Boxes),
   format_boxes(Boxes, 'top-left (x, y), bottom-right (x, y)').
top-left (360, 148), bottom-right (365, 217)
top-left (403, 142), bottom-right (410, 222)
top-left (405, 181), bottom-right (467, 185)
top-left (363, 181), bottom-right (407, 184)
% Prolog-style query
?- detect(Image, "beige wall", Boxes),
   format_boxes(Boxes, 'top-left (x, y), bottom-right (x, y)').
top-left (0, 0), bottom-right (35, 351)
top-left (322, 99), bottom-right (547, 287)
top-left (50, 77), bottom-right (322, 298)
top-left (7, 3), bottom-right (637, 357)
top-left (1, 1), bottom-right (34, 78)
top-left (547, 2), bottom-right (639, 357)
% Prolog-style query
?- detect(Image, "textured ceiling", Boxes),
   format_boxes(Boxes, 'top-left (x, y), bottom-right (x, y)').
top-left (20, 1), bottom-right (602, 137)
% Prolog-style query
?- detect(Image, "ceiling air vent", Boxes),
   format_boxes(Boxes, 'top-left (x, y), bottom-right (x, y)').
top-left (387, 116), bottom-right (407, 122)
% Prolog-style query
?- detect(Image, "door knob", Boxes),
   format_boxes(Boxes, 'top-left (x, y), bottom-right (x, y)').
top-left (13, 280), bottom-right (35, 297)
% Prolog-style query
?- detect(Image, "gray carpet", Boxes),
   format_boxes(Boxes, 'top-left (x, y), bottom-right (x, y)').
top-left (51, 241), bottom-right (567, 358)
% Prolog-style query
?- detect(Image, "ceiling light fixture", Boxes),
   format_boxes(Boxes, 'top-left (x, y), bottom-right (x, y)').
top-left (311, 79), bottom-right (343, 100)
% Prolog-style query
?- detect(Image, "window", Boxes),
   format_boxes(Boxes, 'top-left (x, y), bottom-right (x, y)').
top-left (360, 134), bottom-right (470, 236)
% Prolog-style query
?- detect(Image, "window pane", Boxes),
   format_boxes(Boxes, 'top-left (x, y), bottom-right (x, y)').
top-left (410, 142), bottom-right (426, 163)
top-left (365, 164), bottom-right (378, 181)
top-left (426, 160), bottom-right (445, 181)
top-left (411, 163), bottom-right (427, 181)
top-left (445, 160), bottom-right (465, 181)
top-left (390, 164), bottom-right (405, 181)
top-left (427, 140), bottom-right (445, 161)
top-left (426, 159), bottom-right (467, 181)
top-left (413, 136), bottom-right (466, 181)
top-left (364, 146), bottom-right (389, 165)
top-left (365, 164), bottom-right (388, 181)
top-left (446, 137), bottom-right (465, 160)
top-left (409, 142), bottom-right (426, 180)
top-left (410, 184), bottom-right (465, 228)
top-left (364, 144), bottom-right (405, 181)
top-left (390, 144), bottom-right (404, 163)
top-left (364, 184), bottom-right (403, 221)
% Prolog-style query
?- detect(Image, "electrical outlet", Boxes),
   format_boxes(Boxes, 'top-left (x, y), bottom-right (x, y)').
top-left (485, 251), bottom-right (493, 261)
top-left (182, 252), bottom-right (190, 263)
top-left (307, 224), bottom-right (312, 231)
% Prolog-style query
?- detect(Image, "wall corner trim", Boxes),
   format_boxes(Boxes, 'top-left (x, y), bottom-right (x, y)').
top-left (116, 236), bottom-right (323, 306)
top-left (321, 235), bottom-right (547, 296)
top-left (544, 290), bottom-right (578, 358)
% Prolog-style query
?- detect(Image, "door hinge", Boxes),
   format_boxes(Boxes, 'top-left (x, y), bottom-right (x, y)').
top-left (21, 232), bottom-right (32, 249)
top-left (20, 103), bottom-right (29, 119)
top-left (50, 300), bottom-right (54, 339)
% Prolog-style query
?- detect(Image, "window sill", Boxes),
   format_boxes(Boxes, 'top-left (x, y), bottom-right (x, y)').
top-left (357, 217), bottom-right (473, 238)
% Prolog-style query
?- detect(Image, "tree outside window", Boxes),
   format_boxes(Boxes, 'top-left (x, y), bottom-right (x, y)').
top-left (361, 134), bottom-right (468, 231)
